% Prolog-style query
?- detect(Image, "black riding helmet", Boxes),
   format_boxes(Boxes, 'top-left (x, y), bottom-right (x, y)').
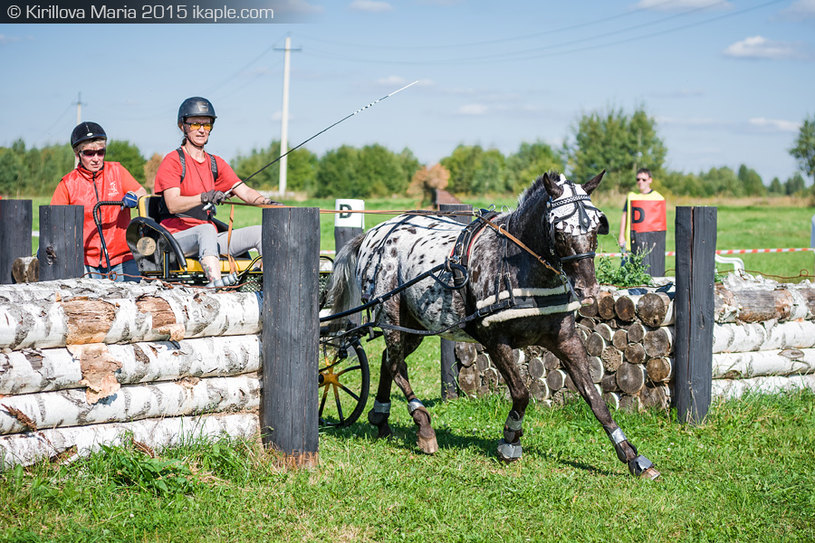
top-left (177, 97), bottom-right (217, 127)
top-left (71, 121), bottom-right (107, 149)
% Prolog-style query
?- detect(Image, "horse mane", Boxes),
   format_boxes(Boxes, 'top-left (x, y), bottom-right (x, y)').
top-left (517, 170), bottom-right (566, 208)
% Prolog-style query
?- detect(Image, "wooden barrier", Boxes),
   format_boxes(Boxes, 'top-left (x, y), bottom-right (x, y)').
top-left (674, 206), bottom-right (716, 424)
top-left (261, 207), bottom-right (319, 466)
top-left (0, 200), bottom-right (32, 284)
top-left (38, 205), bottom-right (84, 281)
top-left (0, 281), bottom-right (263, 469)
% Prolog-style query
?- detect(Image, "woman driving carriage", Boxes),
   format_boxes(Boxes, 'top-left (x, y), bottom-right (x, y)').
top-left (154, 97), bottom-right (279, 286)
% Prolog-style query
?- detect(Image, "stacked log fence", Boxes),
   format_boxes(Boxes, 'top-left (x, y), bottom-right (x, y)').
top-left (0, 279), bottom-right (263, 469)
top-left (452, 274), bottom-right (815, 412)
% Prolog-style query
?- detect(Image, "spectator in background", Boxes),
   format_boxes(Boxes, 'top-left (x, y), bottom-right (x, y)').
top-left (51, 121), bottom-right (146, 281)
top-left (618, 168), bottom-right (667, 276)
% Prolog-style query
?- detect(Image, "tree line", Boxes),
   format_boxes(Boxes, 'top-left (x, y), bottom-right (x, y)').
top-left (2, 108), bottom-right (813, 200)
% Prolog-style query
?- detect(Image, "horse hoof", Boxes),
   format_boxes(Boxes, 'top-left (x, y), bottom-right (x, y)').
top-left (628, 454), bottom-right (658, 479)
top-left (496, 439), bottom-right (523, 462)
top-left (417, 435), bottom-right (438, 454)
top-left (640, 467), bottom-right (661, 480)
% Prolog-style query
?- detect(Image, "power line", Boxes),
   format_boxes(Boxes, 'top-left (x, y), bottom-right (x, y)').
top-left (296, 0), bottom-right (683, 51)
top-left (299, 0), bottom-right (781, 66)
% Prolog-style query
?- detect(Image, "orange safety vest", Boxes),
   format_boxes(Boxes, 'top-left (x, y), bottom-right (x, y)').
top-left (623, 190), bottom-right (666, 251)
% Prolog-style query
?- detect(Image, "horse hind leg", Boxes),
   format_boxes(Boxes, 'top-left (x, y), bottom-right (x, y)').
top-left (368, 349), bottom-right (394, 439)
top-left (549, 333), bottom-right (660, 479)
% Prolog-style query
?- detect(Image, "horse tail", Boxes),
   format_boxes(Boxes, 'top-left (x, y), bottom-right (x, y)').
top-left (327, 233), bottom-right (365, 317)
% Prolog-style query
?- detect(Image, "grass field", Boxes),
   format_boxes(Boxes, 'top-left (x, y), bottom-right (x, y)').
top-left (1, 341), bottom-right (814, 541)
top-left (6, 193), bottom-right (814, 541)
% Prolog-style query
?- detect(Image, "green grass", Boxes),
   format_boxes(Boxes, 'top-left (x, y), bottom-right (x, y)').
top-left (1, 336), bottom-right (814, 542)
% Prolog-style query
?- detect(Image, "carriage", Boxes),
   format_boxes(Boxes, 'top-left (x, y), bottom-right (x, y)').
top-left (118, 195), bottom-right (371, 429)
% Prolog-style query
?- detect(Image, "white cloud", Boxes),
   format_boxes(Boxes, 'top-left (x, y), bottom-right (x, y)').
top-left (457, 104), bottom-right (488, 116)
top-left (350, 0), bottom-right (394, 13)
top-left (0, 35), bottom-right (22, 45)
top-left (724, 36), bottom-right (806, 60)
top-left (781, 0), bottom-right (815, 19)
top-left (636, 0), bottom-right (732, 11)
top-left (748, 117), bottom-right (800, 132)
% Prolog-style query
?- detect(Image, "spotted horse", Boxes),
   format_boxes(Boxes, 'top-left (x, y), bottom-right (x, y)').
top-left (327, 170), bottom-right (660, 479)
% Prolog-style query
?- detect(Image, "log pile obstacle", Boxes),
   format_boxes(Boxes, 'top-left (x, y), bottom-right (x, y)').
top-left (452, 273), bottom-right (815, 412)
top-left (0, 279), bottom-right (263, 468)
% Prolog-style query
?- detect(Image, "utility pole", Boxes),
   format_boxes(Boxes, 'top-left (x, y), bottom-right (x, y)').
top-left (74, 92), bottom-right (85, 124)
top-left (275, 36), bottom-right (300, 197)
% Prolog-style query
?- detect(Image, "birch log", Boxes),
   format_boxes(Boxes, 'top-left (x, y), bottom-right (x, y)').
top-left (711, 374), bottom-right (815, 400)
top-left (612, 329), bottom-right (628, 350)
top-left (0, 288), bottom-right (262, 349)
top-left (614, 295), bottom-right (637, 322)
top-left (0, 335), bottom-right (261, 395)
top-left (712, 321), bottom-right (815, 353)
top-left (597, 291), bottom-right (615, 320)
top-left (0, 375), bottom-right (260, 435)
top-left (601, 346), bottom-right (623, 372)
top-left (627, 321), bottom-right (646, 344)
top-left (616, 362), bottom-right (646, 394)
top-left (11, 257), bottom-right (38, 284)
top-left (624, 343), bottom-right (647, 365)
top-left (643, 327), bottom-right (673, 358)
top-left (645, 357), bottom-right (673, 382)
top-left (712, 349), bottom-right (815, 379)
top-left (714, 284), bottom-right (812, 323)
top-left (585, 332), bottom-right (606, 357)
top-left (0, 413), bottom-right (259, 469)
top-left (636, 292), bottom-right (674, 327)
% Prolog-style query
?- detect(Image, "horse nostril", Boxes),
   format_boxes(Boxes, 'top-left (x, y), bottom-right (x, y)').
top-left (580, 296), bottom-right (595, 307)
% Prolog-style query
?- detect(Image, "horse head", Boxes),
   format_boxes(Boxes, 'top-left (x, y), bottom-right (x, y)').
top-left (541, 170), bottom-right (608, 305)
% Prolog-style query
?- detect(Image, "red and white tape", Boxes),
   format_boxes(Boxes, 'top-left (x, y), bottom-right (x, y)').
top-left (598, 248), bottom-right (815, 258)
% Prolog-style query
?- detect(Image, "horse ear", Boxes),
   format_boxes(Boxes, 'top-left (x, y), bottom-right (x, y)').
top-left (582, 170), bottom-right (606, 195)
top-left (542, 172), bottom-right (564, 199)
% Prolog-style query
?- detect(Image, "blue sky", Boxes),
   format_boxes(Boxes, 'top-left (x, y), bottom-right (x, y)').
top-left (1, 0), bottom-right (814, 186)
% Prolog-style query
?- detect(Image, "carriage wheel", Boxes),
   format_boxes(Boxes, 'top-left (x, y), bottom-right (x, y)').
top-left (318, 337), bottom-right (369, 428)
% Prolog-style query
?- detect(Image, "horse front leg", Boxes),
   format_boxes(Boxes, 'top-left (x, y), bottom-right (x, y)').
top-left (485, 343), bottom-right (529, 462)
top-left (550, 327), bottom-right (660, 479)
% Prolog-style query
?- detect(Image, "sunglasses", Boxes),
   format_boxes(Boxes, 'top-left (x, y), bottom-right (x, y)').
top-left (636, 177), bottom-right (649, 182)
top-left (81, 148), bottom-right (106, 158)
top-left (185, 121), bottom-right (213, 131)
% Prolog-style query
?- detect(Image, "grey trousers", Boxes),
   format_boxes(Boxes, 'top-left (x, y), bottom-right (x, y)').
top-left (173, 223), bottom-right (263, 260)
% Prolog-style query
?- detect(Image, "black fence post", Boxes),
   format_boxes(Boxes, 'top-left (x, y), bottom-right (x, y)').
top-left (0, 200), bottom-right (32, 284)
top-left (261, 206), bottom-right (320, 467)
top-left (674, 206), bottom-right (716, 424)
top-left (333, 198), bottom-right (364, 255)
top-left (38, 205), bottom-right (84, 281)
top-left (439, 203), bottom-right (473, 401)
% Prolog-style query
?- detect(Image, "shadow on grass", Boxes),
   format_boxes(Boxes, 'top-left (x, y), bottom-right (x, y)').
top-left (323, 419), bottom-right (621, 476)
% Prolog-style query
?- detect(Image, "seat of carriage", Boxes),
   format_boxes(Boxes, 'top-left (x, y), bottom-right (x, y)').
top-left (125, 195), bottom-right (258, 282)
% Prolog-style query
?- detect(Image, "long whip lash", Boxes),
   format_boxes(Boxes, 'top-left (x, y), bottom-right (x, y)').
top-left (236, 80), bottom-right (419, 190)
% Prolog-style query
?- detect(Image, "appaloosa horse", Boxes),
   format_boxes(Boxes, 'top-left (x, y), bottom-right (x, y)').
top-left (328, 170), bottom-right (659, 478)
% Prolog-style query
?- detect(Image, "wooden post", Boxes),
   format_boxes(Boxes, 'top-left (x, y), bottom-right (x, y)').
top-left (674, 206), bottom-right (716, 424)
top-left (261, 206), bottom-right (319, 467)
top-left (0, 200), bottom-right (32, 284)
top-left (439, 203), bottom-right (473, 401)
top-left (334, 199), bottom-right (364, 255)
top-left (38, 205), bottom-right (84, 281)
